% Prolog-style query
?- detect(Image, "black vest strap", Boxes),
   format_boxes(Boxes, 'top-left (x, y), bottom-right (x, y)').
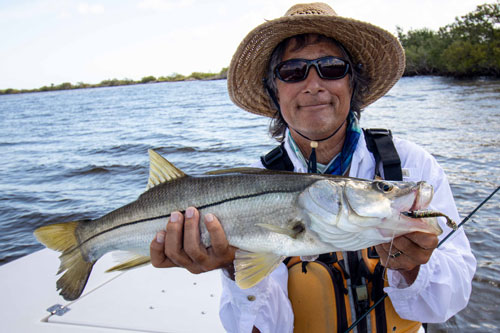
top-left (363, 128), bottom-right (403, 181)
top-left (371, 262), bottom-right (389, 332)
top-left (261, 129), bottom-right (402, 181)
top-left (265, 132), bottom-right (405, 332)
top-left (260, 143), bottom-right (294, 171)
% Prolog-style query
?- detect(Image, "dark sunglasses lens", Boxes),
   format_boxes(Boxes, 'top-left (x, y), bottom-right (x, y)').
top-left (318, 58), bottom-right (348, 79)
top-left (277, 60), bottom-right (308, 82)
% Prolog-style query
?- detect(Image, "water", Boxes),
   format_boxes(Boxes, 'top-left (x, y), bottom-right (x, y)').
top-left (0, 77), bottom-right (498, 331)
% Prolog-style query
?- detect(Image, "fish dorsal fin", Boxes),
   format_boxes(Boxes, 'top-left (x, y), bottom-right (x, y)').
top-left (147, 149), bottom-right (186, 189)
top-left (234, 250), bottom-right (286, 289)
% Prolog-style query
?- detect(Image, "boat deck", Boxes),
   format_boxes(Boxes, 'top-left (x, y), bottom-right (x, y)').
top-left (0, 249), bottom-right (224, 332)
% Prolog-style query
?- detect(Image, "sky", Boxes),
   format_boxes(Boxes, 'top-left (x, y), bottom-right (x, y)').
top-left (0, 0), bottom-right (495, 90)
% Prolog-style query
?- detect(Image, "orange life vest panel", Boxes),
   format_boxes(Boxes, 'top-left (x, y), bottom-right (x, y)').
top-left (286, 249), bottom-right (421, 333)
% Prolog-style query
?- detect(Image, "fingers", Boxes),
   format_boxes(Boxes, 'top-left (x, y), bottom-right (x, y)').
top-left (204, 213), bottom-right (236, 266)
top-left (205, 213), bottom-right (233, 256)
top-left (150, 230), bottom-right (176, 268)
top-left (149, 207), bottom-right (235, 274)
top-left (376, 232), bottom-right (438, 271)
top-left (165, 211), bottom-right (194, 268)
top-left (404, 232), bottom-right (438, 250)
top-left (183, 207), bottom-right (209, 267)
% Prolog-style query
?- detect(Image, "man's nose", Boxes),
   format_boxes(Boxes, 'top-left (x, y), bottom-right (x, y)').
top-left (303, 66), bottom-right (325, 94)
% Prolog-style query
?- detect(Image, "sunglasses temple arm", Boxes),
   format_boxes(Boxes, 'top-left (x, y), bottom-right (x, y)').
top-left (263, 79), bottom-right (281, 113)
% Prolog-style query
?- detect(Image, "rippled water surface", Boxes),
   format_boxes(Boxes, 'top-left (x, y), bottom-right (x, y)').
top-left (0, 77), bottom-right (498, 331)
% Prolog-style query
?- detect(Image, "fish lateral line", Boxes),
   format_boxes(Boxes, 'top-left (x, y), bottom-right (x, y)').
top-left (60, 188), bottom-right (304, 259)
top-left (34, 149), bottom-right (447, 301)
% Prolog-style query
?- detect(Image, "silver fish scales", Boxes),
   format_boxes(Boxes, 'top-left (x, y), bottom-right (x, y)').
top-left (35, 150), bottom-right (449, 301)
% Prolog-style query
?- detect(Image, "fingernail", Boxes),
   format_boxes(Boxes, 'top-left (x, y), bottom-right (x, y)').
top-left (205, 213), bottom-right (214, 223)
top-left (186, 207), bottom-right (195, 219)
top-left (170, 212), bottom-right (179, 223)
top-left (156, 231), bottom-right (165, 244)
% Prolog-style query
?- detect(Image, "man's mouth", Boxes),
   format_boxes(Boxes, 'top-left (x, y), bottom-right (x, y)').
top-left (299, 102), bottom-right (331, 110)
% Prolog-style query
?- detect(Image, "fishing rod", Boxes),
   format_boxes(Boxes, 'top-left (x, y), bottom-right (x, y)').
top-left (344, 185), bottom-right (500, 333)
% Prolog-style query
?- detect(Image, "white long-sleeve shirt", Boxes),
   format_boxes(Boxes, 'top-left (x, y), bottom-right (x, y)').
top-left (219, 131), bottom-right (476, 332)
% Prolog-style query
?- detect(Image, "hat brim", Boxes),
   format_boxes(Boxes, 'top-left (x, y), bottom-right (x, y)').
top-left (227, 14), bottom-right (405, 117)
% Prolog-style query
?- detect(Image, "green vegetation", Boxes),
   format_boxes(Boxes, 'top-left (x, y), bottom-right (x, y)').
top-left (2, 2), bottom-right (498, 95)
top-left (0, 67), bottom-right (228, 95)
top-left (398, 1), bottom-right (499, 77)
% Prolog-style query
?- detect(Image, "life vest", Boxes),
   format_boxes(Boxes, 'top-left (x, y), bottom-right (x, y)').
top-left (285, 251), bottom-right (421, 332)
top-left (262, 129), bottom-right (422, 332)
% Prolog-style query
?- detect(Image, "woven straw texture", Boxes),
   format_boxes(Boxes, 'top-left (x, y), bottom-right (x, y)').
top-left (227, 3), bottom-right (405, 117)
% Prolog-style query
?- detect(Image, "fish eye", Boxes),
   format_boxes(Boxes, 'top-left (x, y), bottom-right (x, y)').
top-left (376, 181), bottom-right (394, 192)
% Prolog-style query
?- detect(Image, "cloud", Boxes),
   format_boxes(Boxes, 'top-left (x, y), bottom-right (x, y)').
top-left (137, 0), bottom-right (193, 11)
top-left (0, 1), bottom-right (105, 20)
top-left (77, 3), bottom-right (105, 15)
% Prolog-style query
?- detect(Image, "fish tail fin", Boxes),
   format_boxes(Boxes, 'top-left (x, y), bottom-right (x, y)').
top-left (34, 221), bottom-right (80, 253)
top-left (56, 249), bottom-right (94, 301)
top-left (34, 221), bottom-right (95, 301)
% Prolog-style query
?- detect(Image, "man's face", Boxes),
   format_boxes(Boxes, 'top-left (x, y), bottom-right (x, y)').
top-left (275, 40), bottom-right (352, 141)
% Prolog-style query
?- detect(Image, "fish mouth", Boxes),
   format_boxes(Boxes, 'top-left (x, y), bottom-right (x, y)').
top-left (410, 181), bottom-right (433, 211)
top-left (400, 182), bottom-right (458, 231)
top-left (400, 182), bottom-right (434, 217)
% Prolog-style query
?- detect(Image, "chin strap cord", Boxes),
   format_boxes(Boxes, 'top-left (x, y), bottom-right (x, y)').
top-left (308, 141), bottom-right (319, 173)
top-left (293, 118), bottom-right (346, 173)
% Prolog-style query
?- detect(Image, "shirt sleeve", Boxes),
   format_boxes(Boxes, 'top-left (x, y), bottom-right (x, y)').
top-left (385, 140), bottom-right (476, 322)
top-left (219, 263), bottom-right (294, 333)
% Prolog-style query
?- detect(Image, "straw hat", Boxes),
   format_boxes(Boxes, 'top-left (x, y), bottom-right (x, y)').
top-left (227, 2), bottom-right (405, 117)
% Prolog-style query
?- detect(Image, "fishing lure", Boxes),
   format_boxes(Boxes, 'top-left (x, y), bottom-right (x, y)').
top-left (346, 186), bottom-right (499, 333)
top-left (402, 210), bottom-right (458, 230)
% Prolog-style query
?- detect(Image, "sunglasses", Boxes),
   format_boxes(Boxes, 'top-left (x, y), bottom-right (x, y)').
top-left (274, 56), bottom-right (351, 83)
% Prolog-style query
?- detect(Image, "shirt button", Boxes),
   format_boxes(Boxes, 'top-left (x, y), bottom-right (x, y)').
top-left (247, 295), bottom-right (256, 301)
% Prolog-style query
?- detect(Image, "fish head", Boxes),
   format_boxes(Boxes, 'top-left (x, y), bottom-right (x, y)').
top-left (297, 178), bottom-right (442, 252)
top-left (300, 178), bottom-right (429, 221)
top-left (344, 179), bottom-right (432, 216)
top-left (343, 179), bottom-right (442, 235)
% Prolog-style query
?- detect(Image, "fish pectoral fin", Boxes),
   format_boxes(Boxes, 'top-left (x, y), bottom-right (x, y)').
top-left (256, 222), bottom-right (305, 239)
top-left (234, 250), bottom-right (286, 289)
top-left (146, 149), bottom-right (187, 190)
top-left (106, 253), bottom-right (151, 272)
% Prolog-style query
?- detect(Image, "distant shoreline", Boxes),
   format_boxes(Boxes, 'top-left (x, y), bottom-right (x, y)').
top-left (2, 2), bottom-right (499, 96)
top-left (3, 71), bottom-right (498, 96)
top-left (0, 68), bottom-right (228, 95)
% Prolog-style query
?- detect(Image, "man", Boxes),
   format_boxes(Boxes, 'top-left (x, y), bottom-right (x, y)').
top-left (150, 3), bottom-right (475, 332)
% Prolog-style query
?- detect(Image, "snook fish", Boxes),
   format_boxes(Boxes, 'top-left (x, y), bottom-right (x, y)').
top-left (35, 150), bottom-right (451, 301)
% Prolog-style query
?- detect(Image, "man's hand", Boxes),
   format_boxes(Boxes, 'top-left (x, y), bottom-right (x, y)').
top-left (150, 207), bottom-right (236, 274)
top-left (375, 231), bottom-right (438, 285)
